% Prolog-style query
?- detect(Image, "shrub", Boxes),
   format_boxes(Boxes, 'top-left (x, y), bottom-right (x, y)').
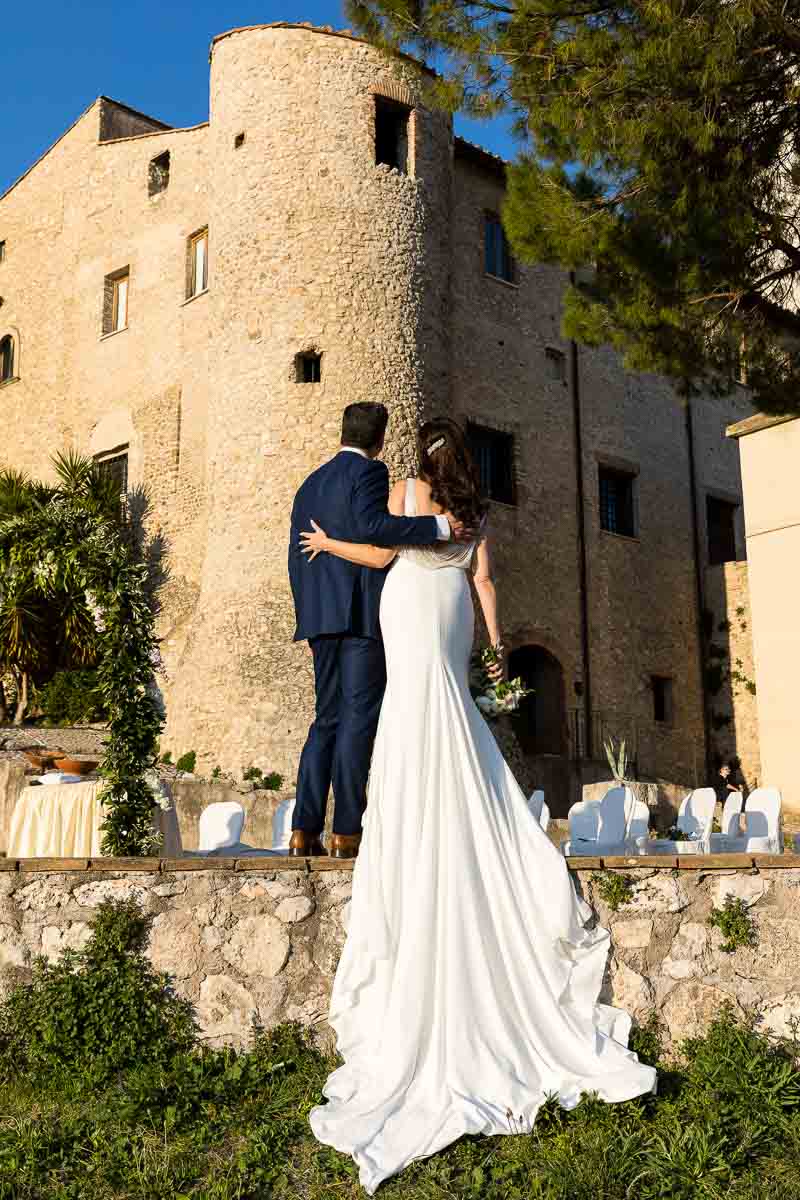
top-left (35, 668), bottom-right (108, 725)
top-left (175, 750), bottom-right (196, 774)
top-left (708, 896), bottom-right (758, 954)
top-left (242, 765), bottom-right (284, 791)
top-left (0, 899), bottom-right (195, 1087)
top-left (590, 870), bottom-right (635, 912)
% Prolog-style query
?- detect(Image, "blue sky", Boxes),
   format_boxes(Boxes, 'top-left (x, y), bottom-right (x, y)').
top-left (2, 1), bottom-right (519, 197)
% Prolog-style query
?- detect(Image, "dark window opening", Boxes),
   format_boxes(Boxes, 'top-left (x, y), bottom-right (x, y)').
top-left (467, 422), bottom-right (516, 505)
top-left (706, 495), bottom-right (738, 565)
top-left (296, 352), bottom-right (322, 384)
top-left (599, 466), bottom-right (636, 537)
top-left (0, 336), bottom-right (14, 382)
top-left (0, 241), bottom-right (5, 263)
top-left (95, 449), bottom-right (129, 497)
top-left (652, 676), bottom-right (674, 724)
top-left (545, 346), bottom-right (566, 383)
top-left (234, 132), bottom-right (246, 149)
top-left (484, 213), bottom-right (516, 283)
top-left (148, 151), bottom-right (170, 197)
top-left (375, 97), bottom-right (411, 173)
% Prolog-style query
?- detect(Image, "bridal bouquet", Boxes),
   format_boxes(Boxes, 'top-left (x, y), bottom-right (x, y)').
top-left (470, 645), bottom-right (532, 719)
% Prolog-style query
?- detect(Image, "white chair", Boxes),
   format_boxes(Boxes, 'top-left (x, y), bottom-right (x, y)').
top-left (270, 797), bottom-right (296, 851)
top-left (198, 801), bottom-right (245, 854)
top-left (528, 790), bottom-right (550, 833)
top-left (708, 791), bottom-right (743, 852)
top-left (626, 795), bottom-right (651, 852)
top-left (562, 786), bottom-right (633, 855)
top-left (647, 787), bottom-right (716, 854)
top-left (718, 787), bottom-right (782, 855)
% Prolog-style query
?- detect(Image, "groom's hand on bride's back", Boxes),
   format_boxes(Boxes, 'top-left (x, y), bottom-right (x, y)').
top-left (443, 512), bottom-right (476, 543)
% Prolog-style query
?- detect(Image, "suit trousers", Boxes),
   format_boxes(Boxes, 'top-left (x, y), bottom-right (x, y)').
top-left (293, 633), bottom-right (387, 837)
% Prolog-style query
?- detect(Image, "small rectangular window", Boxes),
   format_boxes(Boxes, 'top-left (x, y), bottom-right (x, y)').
top-left (188, 229), bottom-right (208, 298)
top-left (103, 269), bottom-right (129, 335)
top-left (0, 240), bottom-right (6, 263)
top-left (234, 132), bottom-right (246, 149)
top-left (148, 151), bottom-right (170, 197)
top-left (484, 213), bottom-right (516, 283)
top-left (467, 423), bottom-right (516, 505)
top-left (599, 466), bottom-right (636, 537)
top-left (652, 676), bottom-right (674, 724)
top-left (296, 352), bottom-right (322, 384)
top-left (375, 96), bottom-right (411, 173)
top-left (545, 346), bottom-right (566, 383)
top-left (95, 448), bottom-right (129, 497)
top-left (706, 495), bottom-right (738, 565)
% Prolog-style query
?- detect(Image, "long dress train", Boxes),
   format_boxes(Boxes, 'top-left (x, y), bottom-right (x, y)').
top-left (310, 480), bottom-right (656, 1194)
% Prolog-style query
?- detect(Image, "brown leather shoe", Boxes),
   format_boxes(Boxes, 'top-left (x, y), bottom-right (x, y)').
top-left (288, 831), bottom-right (327, 857)
top-left (330, 833), bottom-right (362, 859)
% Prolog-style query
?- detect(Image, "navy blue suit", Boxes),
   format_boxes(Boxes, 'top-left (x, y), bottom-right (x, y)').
top-left (289, 451), bottom-right (441, 836)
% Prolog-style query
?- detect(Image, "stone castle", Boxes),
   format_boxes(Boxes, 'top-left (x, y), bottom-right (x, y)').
top-left (0, 22), bottom-right (757, 808)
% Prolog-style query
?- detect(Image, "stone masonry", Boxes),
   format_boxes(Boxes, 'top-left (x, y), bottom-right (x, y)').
top-left (0, 23), bottom-right (754, 802)
top-left (1, 858), bottom-right (800, 1055)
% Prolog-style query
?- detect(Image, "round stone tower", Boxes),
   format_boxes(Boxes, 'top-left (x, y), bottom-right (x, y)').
top-left (165, 24), bottom-right (453, 777)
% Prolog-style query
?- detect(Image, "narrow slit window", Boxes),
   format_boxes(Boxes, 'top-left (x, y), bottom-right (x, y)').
top-left (0, 241), bottom-right (6, 263)
top-left (103, 269), bottom-right (129, 335)
top-left (0, 335), bottom-right (14, 382)
top-left (484, 213), bottom-right (516, 283)
top-left (706, 495), bottom-right (738, 565)
top-left (148, 151), bottom-right (170, 197)
top-left (545, 346), bottom-right (566, 383)
top-left (375, 97), bottom-right (411, 173)
top-left (296, 352), bottom-right (322, 384)
top-left (466, 422), bottom-right (516, 505)
top-left (599, 466), bottom-right (637, 537)
top-left (188, 229), bottom-right (208, 298)
top-left (652, 676), bottom-right (674, 724)
top-left (234, 132), bottom-right (246, 149)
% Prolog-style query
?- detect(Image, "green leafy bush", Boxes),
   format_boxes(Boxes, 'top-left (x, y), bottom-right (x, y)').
top-left (0, 900), bottom-right (195, 1086)
top-left (175, 750), bottom-right (196, 774)
top-left (35, 668), bottom-right (108, 725)
top-left (708, 896), bottom-right (759, 954)
top-left (242, 765), bottom-right (284, 791)
top-left (590, 870), bottom-right (636, 912)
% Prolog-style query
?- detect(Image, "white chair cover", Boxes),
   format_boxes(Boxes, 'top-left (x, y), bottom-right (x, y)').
top-left (527, 790), bottom-right (550, 833)
top-left (198, 801), bottom-right (245, 852)
top-left (648, 787), bottom-right (716, 855)
top-left (708, 791), bottom-right (743, 852)
top-left (271, 797), bottom-right (296, 851)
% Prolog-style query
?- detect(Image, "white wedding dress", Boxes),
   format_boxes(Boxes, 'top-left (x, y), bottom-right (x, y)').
top-left (310, 480), bottom-right (656, 1193)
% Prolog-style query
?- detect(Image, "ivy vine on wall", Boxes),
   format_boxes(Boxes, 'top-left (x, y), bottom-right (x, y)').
top-left (0, 456), bottom-right (164, 855)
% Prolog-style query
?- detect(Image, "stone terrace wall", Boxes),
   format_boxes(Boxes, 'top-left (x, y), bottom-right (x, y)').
top-left (1, 856), bottom-right (800, 1054)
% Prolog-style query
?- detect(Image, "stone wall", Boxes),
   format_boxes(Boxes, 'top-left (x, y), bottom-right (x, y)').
top-left (1, 856), bottom-right (799, 1055)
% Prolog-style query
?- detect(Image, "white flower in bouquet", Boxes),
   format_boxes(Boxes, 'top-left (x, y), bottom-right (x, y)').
top-left (471, 645), bottom-right (532, 720)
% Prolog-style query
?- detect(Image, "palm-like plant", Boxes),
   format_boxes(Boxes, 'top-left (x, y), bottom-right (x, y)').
top-left (0, 453), bottom-right (117, 723)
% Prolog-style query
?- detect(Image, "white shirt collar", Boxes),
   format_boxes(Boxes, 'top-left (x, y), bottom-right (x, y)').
top-left (340, 446), bottom-right (370, 459)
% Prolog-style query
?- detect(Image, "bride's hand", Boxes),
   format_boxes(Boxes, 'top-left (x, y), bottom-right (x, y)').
top-left (486, 643), bottom-right (506, 683)
top-left (300, 519), bottom-right (329, 561)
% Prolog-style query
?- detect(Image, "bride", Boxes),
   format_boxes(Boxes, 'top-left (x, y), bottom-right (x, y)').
top-left (299, 418), bottom-right (656, 1194)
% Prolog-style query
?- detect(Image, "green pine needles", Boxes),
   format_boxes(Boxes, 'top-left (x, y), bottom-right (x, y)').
top-left (0, 453), bottom-right (165, 855)
top-left (349, 0), bottom-right (800, 415)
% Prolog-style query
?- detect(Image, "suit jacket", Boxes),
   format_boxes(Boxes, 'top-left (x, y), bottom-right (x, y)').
top-left (289, 451), bottom-right (440, 642)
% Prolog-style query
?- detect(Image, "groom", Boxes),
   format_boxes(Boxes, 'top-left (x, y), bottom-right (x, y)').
top-left (288, 402), bottom-right (462, 859)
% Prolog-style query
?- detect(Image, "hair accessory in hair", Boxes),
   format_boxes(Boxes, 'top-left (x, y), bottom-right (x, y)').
top-left (426, 436), bottom-right (446, 455)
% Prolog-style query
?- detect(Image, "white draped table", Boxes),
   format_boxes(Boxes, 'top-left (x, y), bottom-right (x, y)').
top-left (7, 780), bottom-right (182, 858)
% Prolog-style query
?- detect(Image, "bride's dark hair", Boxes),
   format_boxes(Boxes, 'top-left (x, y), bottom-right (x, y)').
top-left (418, 418), bottom-right (488, 528)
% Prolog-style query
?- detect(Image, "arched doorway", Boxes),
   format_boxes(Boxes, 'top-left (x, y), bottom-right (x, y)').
top-left (508, 645), bottom-right (567, 757)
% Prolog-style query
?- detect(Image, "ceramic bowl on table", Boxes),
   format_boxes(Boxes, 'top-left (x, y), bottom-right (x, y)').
top-left (53, 757), bottom-right (99, 776)
top-left (24, 750), bottom-right (63, 772)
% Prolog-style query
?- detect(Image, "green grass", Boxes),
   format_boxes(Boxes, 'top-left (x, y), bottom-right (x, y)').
top-left (3, 903), bottom-right (800, 1199)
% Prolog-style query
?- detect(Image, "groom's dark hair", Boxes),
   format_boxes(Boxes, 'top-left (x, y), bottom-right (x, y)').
top-left (341, 402), bottom-right (389, 452)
